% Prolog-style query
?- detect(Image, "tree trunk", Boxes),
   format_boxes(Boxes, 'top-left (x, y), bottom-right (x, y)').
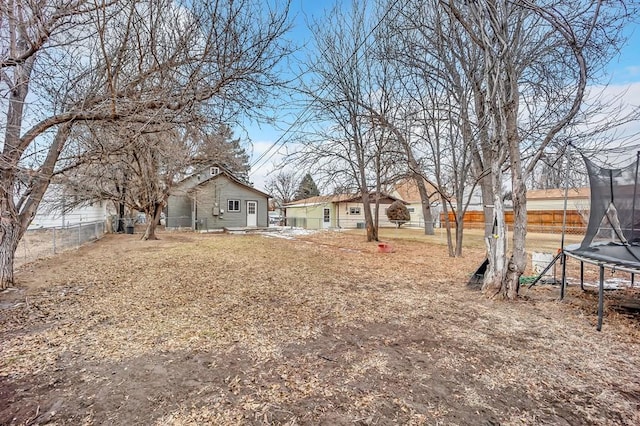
top-left (0, 217), bottom-right (22, 289)
top-left (117, 202), bottom-right (125, 233)
top-left (349, 108), bottom-right (377, 242)
top-left (480, 182), bottom-right (495, 238)
top-left (0, 124), bottom-right (70, 289)
top-left (414, 175), bottom-right (434, 235)
top-left (505, 182), bottom-right (527, 299)
top-left (141, 203), bottom-right (164, 241)
top-left (455, 210), bottom-right (464, 257)
top-left (503, 95), bottom-right (527, 299)
top-left (482, 161), bottom-right (507, 296)
top-left (440, 196), bottom-right (455, 257)
top-left (362, 194), bottom-right (378, 242)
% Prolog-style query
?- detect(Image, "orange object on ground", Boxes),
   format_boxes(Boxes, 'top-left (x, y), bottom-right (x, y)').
top-left (377, 242), bottom-right (393, 253)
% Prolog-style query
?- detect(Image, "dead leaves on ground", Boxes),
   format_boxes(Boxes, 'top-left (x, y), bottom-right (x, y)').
top-left (1, 231), bottom-right (639, 425)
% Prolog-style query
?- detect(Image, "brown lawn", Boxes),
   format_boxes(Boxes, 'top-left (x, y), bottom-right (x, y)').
top-left (1, 230), bottom-right (639, 425)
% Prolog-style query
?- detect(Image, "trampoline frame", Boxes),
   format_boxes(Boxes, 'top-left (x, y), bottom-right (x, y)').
top-left (561, 250), bottom-right (638, 331)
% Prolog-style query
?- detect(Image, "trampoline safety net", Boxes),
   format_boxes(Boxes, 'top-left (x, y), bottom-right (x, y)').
top-left (568, 153), bottom-right (640, 268)
top-left (581, 154), bottom-right (640, 247)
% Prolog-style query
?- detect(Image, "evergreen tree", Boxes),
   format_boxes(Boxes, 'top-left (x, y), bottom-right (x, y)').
top-left (196, 125), bottom-right (251, 183)
top-left (294, 173), bottom-right (320, 200)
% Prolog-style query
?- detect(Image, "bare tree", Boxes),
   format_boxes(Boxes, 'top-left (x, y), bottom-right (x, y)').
top-left (294, 0), bottom-right (385, 242)
top-left (439, 0), bottom-right (635, 298)
top-left (372, 0), bottom-right (484, 251)
top-left (264, 170), bottom-right (300, 207)
top-left (0, 0), bottom-right (292, 288)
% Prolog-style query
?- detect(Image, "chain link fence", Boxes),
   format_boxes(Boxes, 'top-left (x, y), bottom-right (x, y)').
top-left (283, 217), bottom-right (321, 229)
top-left (165, 216), bottom-right (192, 229)
top-left (16, 221), bottom-right (106, 269)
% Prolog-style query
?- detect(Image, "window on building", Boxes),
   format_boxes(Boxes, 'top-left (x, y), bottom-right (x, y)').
top-left (210, 166), bottom-right (220, 176)
top-left (228, 200), bottom-right (240, 212)
top-left (349, 207), bottom-right (361, 214)
top-left (407, 207), bottom-right (415, 213)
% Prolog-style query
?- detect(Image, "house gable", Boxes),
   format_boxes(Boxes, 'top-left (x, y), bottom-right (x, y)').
top-left (391, 178), bottom-right (439, 203)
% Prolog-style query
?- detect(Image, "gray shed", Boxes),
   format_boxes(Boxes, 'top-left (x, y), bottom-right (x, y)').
top-left (166, 166), bottom-right (269, 230)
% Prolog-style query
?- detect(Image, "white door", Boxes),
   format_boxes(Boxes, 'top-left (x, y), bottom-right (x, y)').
top-left (322, 208), bottom-right (331, 229)
top-left (246, 201), bottom-right (258, 227)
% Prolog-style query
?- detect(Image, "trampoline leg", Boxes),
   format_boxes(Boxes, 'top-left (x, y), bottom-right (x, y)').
top-left (580, 261), bottom-right (585, 291)
top-left (560, 253), bottom-right (567, 300)
top-left (597, 264), bottom-right (604, 332)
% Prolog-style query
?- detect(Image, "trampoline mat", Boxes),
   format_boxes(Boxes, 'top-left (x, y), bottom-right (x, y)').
top-left (565, 243), bottom-right (640, 269)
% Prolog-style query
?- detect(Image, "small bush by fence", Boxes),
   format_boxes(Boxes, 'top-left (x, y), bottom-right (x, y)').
top-left (16, 221), bottom-right (106, 268)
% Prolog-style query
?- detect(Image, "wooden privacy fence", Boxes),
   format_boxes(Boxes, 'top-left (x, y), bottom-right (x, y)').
top-left (440, 210), bottom-right (587, 233)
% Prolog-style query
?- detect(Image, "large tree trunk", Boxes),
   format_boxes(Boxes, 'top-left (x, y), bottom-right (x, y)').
top-left (480, 182), bottom-right (495, 238)
top-left (503, 93), bottom-right (526, 299)
top-left (141, 203), bottom-right (164, 241)
top-left (0, 123), bottom-right (70, 288)
top-left (505, 178), bottom-right (527, 299)
top-left (0, 217), bottom-right (22, 289)
top-left (482, 160), bottom-right (507, 296)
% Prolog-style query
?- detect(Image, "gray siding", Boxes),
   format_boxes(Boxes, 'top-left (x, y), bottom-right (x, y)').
top-left (193, 175), bottom-right (267, 228)
top-left (166, 195), bottom-right (192, 228)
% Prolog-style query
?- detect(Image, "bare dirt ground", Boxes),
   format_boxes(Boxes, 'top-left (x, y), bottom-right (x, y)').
top-left (1, 230), bottom-right (639, 425)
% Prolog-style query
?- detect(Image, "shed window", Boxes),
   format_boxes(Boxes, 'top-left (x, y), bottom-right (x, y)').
top-left (228, 200), bottom-right (240, 212)
top-left (349, 207), bottom-right (361, 214)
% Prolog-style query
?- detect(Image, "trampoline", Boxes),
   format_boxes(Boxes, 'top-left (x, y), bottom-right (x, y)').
top-left (560, 152), bottom-right (640, 330)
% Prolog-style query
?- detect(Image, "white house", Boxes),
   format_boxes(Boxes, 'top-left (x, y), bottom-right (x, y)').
top-left (28, 184), bottom-right (109, 229)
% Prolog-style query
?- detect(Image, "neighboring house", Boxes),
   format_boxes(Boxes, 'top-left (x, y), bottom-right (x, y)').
top-left (390, 178), bottom-right (442, 228)
top-left (166, 165), bottom-right (269, 230)
top-left (28, 184), bottom-right (109, 229)
top-left (526, 187), bottom-right (590, 211)
top-left (283, 193), bottom-right (406, 230)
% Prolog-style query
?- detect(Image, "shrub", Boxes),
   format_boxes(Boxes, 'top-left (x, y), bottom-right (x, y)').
top-left (386, 200), bottom-right (410, 227)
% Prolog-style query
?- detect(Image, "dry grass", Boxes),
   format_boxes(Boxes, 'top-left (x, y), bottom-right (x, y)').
top-left (1, 230), bottom-right (639, 425)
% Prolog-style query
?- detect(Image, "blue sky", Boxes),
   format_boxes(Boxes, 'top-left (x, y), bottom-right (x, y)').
top-left (246, 2), bottom-right (640, 191)
top-left (607, 23), bottom-right (640, 84)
